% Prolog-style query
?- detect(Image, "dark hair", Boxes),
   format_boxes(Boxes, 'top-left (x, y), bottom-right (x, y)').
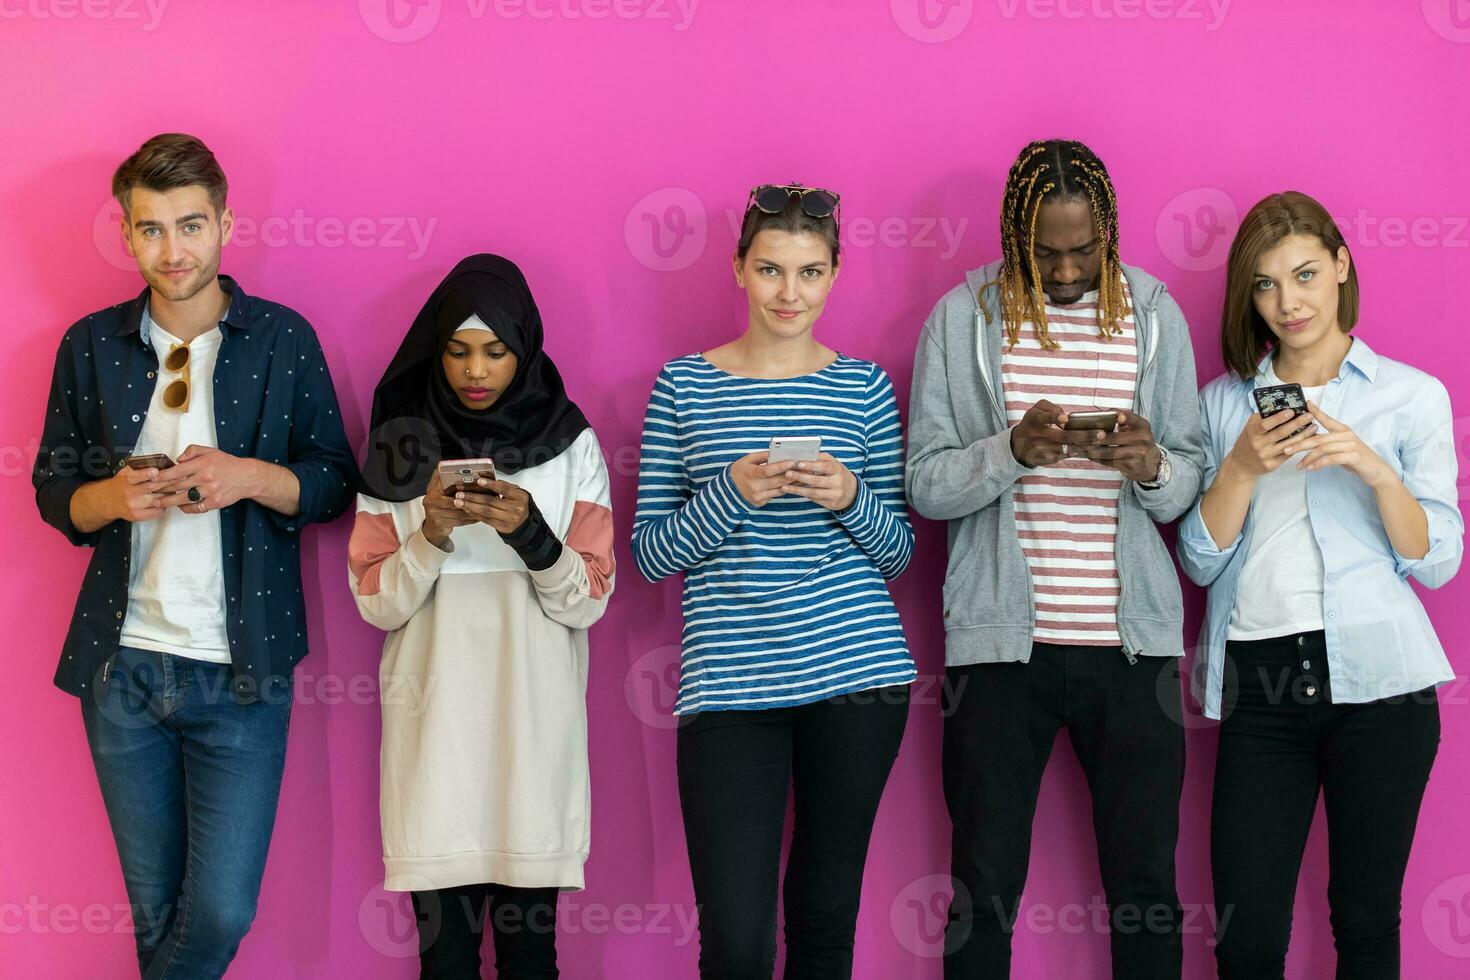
top-left (112, 133), bottom-right (228, 218)
top-left (1221, 191), bottom-right (1359, 380)
top-left (987, 139), bottom-right (1126, 350)
top-left (735, 196), bottom-right (840, 265)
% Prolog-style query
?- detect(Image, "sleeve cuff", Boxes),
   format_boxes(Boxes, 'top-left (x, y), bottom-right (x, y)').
top-left (1178, 502), bottom-right (1240, 560)
top-left (697, 464), bottom-right (755, 528)
top-left (835, 478), bottom-right (879, 532)
top-left (981, 427), bottom-right (1031, 486)
top-left (502, 505), bottom-right (563, 571)
top-left (526, 537), bottom-right (580, 589)
top-left (38, 476), bottom-right (100, 548)
top-left (401, 526), bottom-right (454, 576)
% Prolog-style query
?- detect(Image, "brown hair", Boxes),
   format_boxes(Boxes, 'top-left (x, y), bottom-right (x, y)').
top-left (1221, 191), bottom-right (1359, 379)
top-left (111, 133), bottom-right (228, 218)
top-left (735, 196), bottom-right (840, 265)
top-left (986, 139), bottom-right (1128, 350)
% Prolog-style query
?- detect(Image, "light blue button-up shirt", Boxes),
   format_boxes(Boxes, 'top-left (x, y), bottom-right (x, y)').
top-left (1178, 338), bottom-right (1462, 720)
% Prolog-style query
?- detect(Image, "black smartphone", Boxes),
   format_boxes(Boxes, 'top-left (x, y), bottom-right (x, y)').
top-left (1252, 383), bottom-right (1314, 435)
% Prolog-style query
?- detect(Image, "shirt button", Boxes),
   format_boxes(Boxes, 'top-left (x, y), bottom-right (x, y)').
top-left (1306, 685), bottom-right (1317, 697)
top-left (1302, 660), bottom-right (1312, 670)
top-left (147, 371), bottom-right (156, 379)
top-left (1296, 635), bottom-right (1306, 648)
top-left (1311, 499), bottom-right (1321, 506)
top-left (131, 414), bottom-right (140, 422)
top-left (1327, 612), bottom-right (1337, 620)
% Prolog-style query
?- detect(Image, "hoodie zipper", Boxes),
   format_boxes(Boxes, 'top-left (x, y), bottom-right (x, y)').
top-left (973, 306), bottom-right (1007, 427)
top-left (1118, 296), bottom-right (1161, 666)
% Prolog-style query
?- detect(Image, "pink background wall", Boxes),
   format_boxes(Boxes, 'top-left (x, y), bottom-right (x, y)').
top-left (3, 1), bottom-right (1469, 976)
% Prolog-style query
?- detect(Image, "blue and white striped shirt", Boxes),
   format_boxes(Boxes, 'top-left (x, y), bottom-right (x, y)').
top-left (632, 353), bottom-right (917, 715)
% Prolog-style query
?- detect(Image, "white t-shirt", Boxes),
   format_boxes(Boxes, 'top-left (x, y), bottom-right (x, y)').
top-left (1227, 368), bottom-right (1329, 641)
top-left (118, 310), bottom-right (232, 664)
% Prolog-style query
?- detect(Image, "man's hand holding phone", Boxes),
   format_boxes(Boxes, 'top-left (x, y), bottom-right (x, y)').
top-left (1073, 410), bottom-right (1162, 483)
top-left (1010, 400), bottom-right (1113, 468)
top-left (100, 464), bottom-right (178, 524)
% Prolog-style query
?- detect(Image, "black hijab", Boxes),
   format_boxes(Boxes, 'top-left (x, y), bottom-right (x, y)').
top-left (359, 254), bottom-right (589, 501)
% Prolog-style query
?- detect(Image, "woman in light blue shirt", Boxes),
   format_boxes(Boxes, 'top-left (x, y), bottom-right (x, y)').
top-left (1178, 190), bottom-right (1461, 979)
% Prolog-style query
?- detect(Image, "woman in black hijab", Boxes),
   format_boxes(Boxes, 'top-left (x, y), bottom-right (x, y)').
top-left (350, 254), bottom-right (616, 980)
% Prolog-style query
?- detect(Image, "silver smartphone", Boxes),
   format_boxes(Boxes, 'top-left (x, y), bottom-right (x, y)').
top-left (768, 436), bottom-right (822, 464)
top-left (437, 457), bottom-right (498, 492)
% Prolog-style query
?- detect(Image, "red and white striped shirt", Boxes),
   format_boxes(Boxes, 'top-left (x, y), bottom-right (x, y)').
top-left (1001, 280), bottom-right (1137, 645)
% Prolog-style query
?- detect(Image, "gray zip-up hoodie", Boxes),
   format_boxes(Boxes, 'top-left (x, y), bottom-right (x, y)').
top-left (905, 259), bottom-right (1204, 666)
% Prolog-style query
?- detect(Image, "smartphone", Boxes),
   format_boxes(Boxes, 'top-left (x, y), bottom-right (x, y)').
top-left (124, 453), bottom-right (177, 471)
top-left (1252, 383), bottom-right (1315, 435)
top-left (768, 436), bottom-right (821, 464)
top-left (437, 457), bottom-right (498, 492)
top-left (1063, 410), bottom-right (1121, 431)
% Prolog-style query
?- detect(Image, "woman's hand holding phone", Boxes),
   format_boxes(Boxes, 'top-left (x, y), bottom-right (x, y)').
top-left (780, 452), bottom-right (858, 512)
top-left (421, 468), bottom-right (479, 549)
top-left (449, 479), bottom-right (539, 536)
top-left (1293, 401), bottom-right (1393, 488)
top-left (1223, 407), bottom-right (1318, 480)
top-left (730, 452), bottom-right (794, 508)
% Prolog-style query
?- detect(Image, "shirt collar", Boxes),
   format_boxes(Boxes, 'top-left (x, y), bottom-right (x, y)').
top-left (1246, 334), bottom-right (1379, 388)
top-left (115, 275), bottom-right (249, 339)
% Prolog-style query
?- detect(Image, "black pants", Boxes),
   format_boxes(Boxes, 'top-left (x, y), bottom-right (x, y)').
top-left (410, 882), bottom-right (559, 980)
top-left (676, 684), bottom-right (910, 979)
top-left (942, 644), bottom-right (1186, 979)
top-left (1212, 631), bottom-right (1440, 980)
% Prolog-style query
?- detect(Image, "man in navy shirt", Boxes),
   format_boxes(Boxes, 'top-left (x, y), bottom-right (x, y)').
top-left (33, 133), bottom-right (354, 979)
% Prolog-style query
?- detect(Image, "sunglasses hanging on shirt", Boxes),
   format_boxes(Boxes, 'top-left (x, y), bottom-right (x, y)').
top-left (162, 342), bottom-right (191, 411)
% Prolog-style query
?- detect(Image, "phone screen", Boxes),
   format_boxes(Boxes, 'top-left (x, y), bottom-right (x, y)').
top-left (1252, 383), bottom-right (1307, 418)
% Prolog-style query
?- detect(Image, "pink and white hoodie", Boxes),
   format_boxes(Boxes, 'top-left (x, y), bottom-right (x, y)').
top-left (348, 427), bottom-right (614, 892)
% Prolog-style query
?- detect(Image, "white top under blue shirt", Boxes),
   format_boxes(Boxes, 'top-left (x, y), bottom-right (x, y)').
top-left (632, 353), bottom-right (917, 715)
top-left (1177, 338), bottom-right (1463, 720)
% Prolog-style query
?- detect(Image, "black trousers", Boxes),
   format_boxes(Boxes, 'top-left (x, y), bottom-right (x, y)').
top-left (942, 644), bottom-right (1186, 979)
top-left (676, 684), bottom-right (910, 979)
top-left (1212, 631), bottom-right (1441, 980)
top-left (410, 882), bottom-right (559, 980)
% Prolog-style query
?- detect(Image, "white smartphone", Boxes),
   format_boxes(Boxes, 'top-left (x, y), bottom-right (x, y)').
top-left (437, 457), bottom-right (498, 492)
top-left (768, 436), bottom-right (821, 464)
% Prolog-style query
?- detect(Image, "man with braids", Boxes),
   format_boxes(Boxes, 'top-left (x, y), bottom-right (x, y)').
top-left (906, 139), bottom-right (1205, 979)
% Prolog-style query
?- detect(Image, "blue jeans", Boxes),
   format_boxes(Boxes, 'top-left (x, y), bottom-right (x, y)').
top-left (81, 646), bottom-right (292, 980)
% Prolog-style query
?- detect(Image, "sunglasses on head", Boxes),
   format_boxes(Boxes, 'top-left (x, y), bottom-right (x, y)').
top-left (746, 182), bottom-right (841, 224)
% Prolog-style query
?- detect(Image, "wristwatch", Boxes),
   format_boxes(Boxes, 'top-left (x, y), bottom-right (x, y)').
top-left (1137, 445), bottom-right (1171, 490)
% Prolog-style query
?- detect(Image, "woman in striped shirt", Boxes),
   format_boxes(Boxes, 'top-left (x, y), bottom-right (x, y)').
top-left (632, 183), bottom-right (915, 979)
